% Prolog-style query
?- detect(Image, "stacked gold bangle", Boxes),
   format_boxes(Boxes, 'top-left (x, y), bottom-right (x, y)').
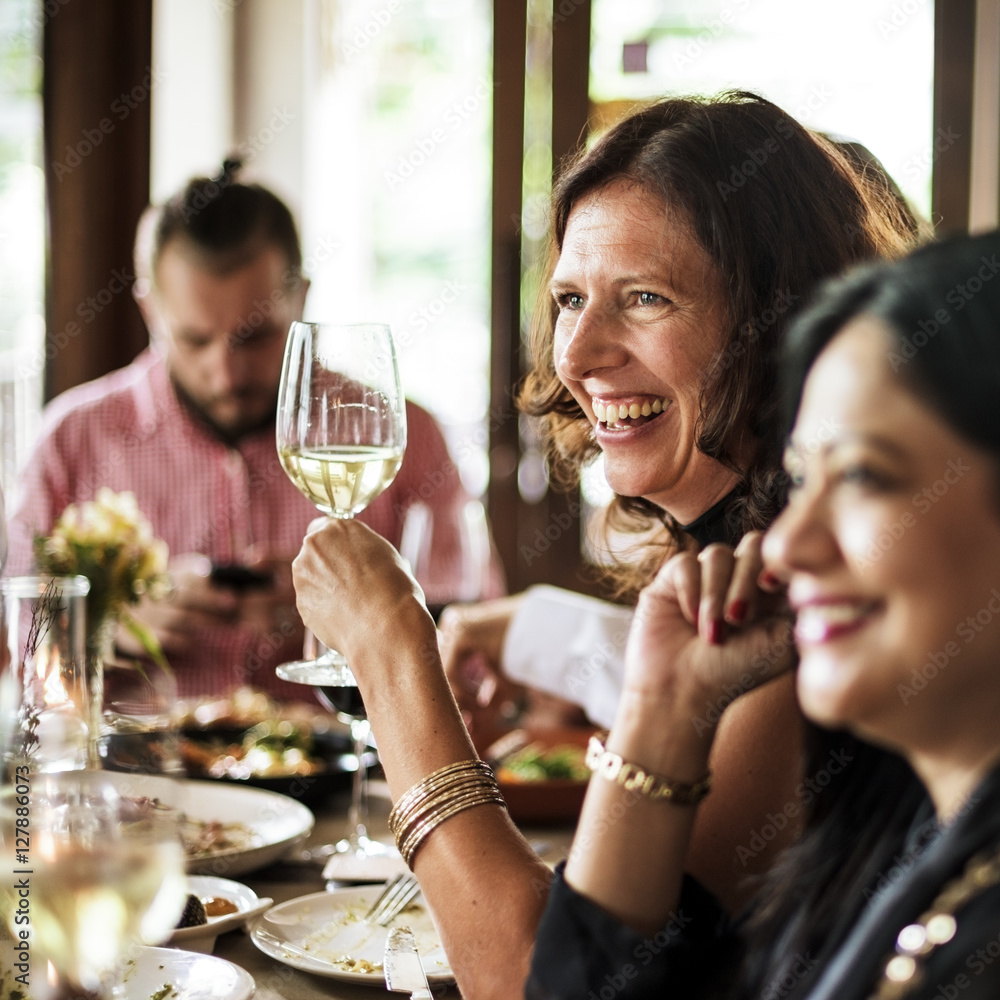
top-left (388, 759), bottom-right (507, 868)
top-left (585, 731), bottom-right (712, 806)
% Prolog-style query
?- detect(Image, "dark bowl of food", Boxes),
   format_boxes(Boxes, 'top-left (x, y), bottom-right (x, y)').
top-left (149, 688), bottom-right (377, 805)
top-left (175, 718), bottom-right (378, 805)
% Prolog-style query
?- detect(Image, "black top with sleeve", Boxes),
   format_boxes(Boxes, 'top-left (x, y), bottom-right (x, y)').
top-left (525, 764), bottom-right (1000, 1000)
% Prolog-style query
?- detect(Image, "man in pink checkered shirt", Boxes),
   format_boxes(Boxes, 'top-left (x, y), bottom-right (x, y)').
top-left (8, 164), bottom-right (500, 701)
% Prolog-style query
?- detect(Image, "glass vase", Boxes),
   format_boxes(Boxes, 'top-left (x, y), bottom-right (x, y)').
top-left (0, 574), bottom-right (92, 772)
top-left (85, 615), bottom-right (117, 769)
top-left (100, 654), bottom-right (184, 779)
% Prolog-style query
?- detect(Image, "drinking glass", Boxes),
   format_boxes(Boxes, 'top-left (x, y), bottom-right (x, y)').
top-left (275, 321), bottom-right (407, 684)
top-left (275, 321), bottom-right (406, 865)
top-left (0, 575), bottom-right (92, 773)
top-left (0, 767), bottom-right (187, 999)
top-left (99, 658), bottom-right (185, 780)
top-left (399, 497), bottom-right (494, 620)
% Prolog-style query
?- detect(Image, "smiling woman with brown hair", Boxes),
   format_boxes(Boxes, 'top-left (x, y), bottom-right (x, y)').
top-left (291, 91), bottom-right (923, 1000)
top-left (521, 93), bottom-right (920, 593)
top-left (438, 98), bottom-right (924, 737)
top-left (528, 229), bottom-right (1000, 1000)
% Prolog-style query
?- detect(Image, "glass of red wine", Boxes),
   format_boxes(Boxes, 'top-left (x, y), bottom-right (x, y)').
top-left (309, 643), bottom-right (390, 863)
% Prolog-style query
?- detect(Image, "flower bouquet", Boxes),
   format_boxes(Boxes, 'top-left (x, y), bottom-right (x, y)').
top-left (33, 488), bottom-right (171, 669)
top-left (31, 489), bottom-right (173, 767)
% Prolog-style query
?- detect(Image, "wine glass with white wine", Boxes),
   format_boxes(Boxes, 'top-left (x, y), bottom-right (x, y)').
top-left (0, 768), bottom-right (187, 1000)
top-left (275, 320), bottom-right (406, 682)
top-left (275, 321), bottom-right (406, 864)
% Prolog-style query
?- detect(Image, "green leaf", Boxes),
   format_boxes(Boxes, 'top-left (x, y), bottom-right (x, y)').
top-left (120, 614), bottom-right (173, 676)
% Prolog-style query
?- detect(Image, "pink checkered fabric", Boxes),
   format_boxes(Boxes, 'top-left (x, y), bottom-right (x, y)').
top-left (8, 349), bottom-right (476, 701)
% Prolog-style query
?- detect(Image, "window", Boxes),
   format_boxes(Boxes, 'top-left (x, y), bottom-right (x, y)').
top-left (302, 0), bottom-right (494, 497)
top-left (590, 0), bottom-right (934, 216)
top-left (0, 0), bottom-right (44, 502)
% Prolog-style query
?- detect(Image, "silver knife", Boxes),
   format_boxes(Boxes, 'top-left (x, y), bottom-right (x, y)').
top-left (384, 925), bottom-right (434, 999)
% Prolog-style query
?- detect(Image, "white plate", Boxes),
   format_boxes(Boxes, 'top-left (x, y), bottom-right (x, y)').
top-left (169, 876), bottom-right (274, 953)
top-left (0, 943), bottom-right (254, 1000)
top-left (181, 779), bottom-right (314, 876)
top-left (104, 773), bottom-right (315, 876)
top-left (250, 885), bottom-right (454, 986)
top-left (120, 946), bottom-right (255, 1000)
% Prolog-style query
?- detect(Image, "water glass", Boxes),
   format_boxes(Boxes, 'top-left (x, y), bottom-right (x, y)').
top-left (0, 575), bottom-right (92, 772)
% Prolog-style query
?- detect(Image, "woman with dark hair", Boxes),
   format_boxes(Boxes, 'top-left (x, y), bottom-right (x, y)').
top-left (291, 91), bottom-right (920, 999)
top-left (528, 229), bottom-right (1000, 999)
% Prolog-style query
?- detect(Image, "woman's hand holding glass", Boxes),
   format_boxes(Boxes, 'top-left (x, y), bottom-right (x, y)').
top-left (293, 516), bottom-right (436, 681)
top-left (275, 321), bottom-right (407, 685)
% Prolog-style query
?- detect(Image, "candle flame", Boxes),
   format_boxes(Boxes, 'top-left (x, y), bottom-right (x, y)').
top-left (37, 646), bottom-right (70, 705)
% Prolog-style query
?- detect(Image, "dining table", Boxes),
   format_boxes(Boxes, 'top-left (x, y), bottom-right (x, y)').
top-left (209, 776), bottom-right (576, 1000)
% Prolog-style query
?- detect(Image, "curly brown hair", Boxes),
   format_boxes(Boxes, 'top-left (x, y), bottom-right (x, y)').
top-left (518, 91), bottom-right (925, 596)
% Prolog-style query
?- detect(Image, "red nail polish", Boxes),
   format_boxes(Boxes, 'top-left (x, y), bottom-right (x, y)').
top-left (728, 599), bottom-right (748, 623)
top-left (759, 570), bottom-right (781, 590)
top-left (708, 619), bottom-right (725, 645)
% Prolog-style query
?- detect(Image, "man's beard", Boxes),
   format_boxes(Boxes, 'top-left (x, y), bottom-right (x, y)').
top-left (171, 377), bottom-right (277, 444)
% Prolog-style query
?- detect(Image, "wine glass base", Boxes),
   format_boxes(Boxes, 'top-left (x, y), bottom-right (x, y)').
top-left (321, 836), bottom-right (404, 882)
top-left (333, 834), bottom-right (399, 858)
top-left (276, 658), bottom-right (357, 686)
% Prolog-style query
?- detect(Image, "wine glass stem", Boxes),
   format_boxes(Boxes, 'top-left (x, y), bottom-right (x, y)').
top-left (348, 715), bottom-right (370, 847)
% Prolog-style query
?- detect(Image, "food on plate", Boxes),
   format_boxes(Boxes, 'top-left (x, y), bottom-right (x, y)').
top-left (495, 743), bottom-right (590, 783)
top-left (173, 891), bottom-right (239, 928)
top-left (303, 899), bottom-right (426, 974)
top-left (332, 956), bottom-right (382, 974)
top-left (203, 896), bottom-right (240, 917)
top-left (252, 887), bottom-right (454, 984)
top-left (176, 688), bottom-right (340, 781)
top-left (177, 894), bottom-right (208, 928)
top-left (177, 686), bottom-right (328, 730)
top-left (179, 719), bottom-right (326, 780)
top-left (181, 816), bottom-right (259, 859)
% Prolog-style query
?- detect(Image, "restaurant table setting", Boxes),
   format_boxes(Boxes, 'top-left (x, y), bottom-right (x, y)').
top-left (0, 592), bottom-right (586, 1000)
top-left (195, 778), bottom-right (574, 1000)
top-left (0, 322), bottom-right (583, 999)
top-left (0, 659), bottom-right (577, 1000)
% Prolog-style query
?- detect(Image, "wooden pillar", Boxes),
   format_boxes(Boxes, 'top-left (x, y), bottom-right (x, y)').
top-left (551, 0), bottom-right (592, 169)
top-left (488, 0), bottom-right (529, 588)
top-left (489, 0), bottom-right (601, 594)
top-left (932, 0), bottom-right (976, 234)
top-left (43, 0), bottom-right (153, 401)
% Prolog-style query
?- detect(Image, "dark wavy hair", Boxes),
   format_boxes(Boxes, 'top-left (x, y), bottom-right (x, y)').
top-left (740, 229), bottom-right (1000, 999)
top-left (518, 91), bottom-right (924, 595)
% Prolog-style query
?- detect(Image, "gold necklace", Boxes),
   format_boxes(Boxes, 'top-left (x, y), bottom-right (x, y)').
top-left (868, 839), bottom-right (1000, 999)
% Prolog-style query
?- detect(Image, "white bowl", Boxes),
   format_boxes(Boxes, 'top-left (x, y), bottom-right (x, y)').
top-left (168, 875), bottom-right (273, 953)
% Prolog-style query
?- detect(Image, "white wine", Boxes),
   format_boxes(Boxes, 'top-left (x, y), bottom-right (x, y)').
top-left (280, 444), bottom-right (403, 516)
top-left (25, 839), bottom-right (186, 990)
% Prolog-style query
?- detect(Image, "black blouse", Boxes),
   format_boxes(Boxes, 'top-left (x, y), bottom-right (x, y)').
top-left (526, 765), bottom-right (1000, 1000)
top-left (677, 490), bottom-right (741, 549)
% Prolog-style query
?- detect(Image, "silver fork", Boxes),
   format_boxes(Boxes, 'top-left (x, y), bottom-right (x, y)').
top-left (363, 871), bottom-right (421, 926)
